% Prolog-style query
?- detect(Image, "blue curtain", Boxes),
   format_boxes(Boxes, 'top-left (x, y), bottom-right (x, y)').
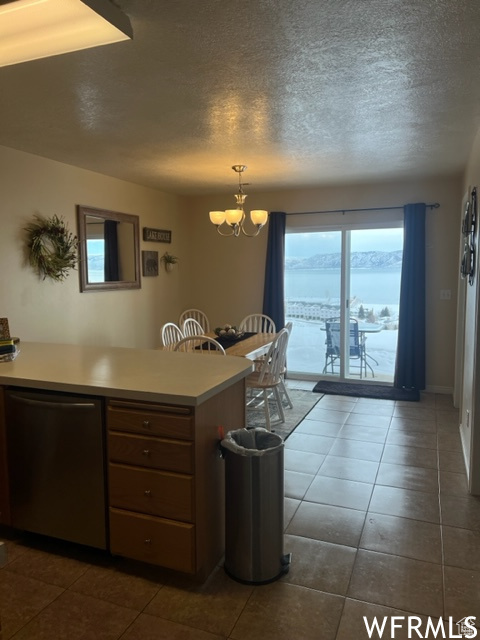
top-left (104, 220), bottom-right (120, 281)
top-left (262, 212), bottom-right (286, 330)
top-left (394, 203), bottom-right (426, 390)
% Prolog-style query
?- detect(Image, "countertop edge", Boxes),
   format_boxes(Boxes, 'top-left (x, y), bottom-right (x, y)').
top-left (0, 343), bottom-right (253, 406)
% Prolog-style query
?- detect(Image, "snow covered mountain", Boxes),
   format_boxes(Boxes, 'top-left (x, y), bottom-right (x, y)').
top-left (285, 250), bottom-right (403, 270)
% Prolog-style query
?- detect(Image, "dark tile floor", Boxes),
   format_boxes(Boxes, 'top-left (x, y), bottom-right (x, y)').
top-left (1, 389), bottom-right (478, 639)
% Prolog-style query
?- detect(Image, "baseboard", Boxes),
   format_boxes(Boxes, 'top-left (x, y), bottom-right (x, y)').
top-left (289, 377), bottom-right (454, 396)
top-left (424, 385), bottom-right (454, 395)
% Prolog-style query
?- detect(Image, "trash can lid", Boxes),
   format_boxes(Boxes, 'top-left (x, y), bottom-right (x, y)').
top-left (221, 427), bottom-right (283, 456)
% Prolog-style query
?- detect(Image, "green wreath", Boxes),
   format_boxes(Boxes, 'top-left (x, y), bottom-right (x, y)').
top-left (25, 214), bottom-right (78, 282)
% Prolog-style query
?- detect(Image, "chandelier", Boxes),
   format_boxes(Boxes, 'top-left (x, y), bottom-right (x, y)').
top-left (209, 165), bottom-right (269, 237)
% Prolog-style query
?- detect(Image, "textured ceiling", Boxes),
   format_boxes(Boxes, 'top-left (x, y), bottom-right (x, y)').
top-left (1, 0), bottom-right (480, 195)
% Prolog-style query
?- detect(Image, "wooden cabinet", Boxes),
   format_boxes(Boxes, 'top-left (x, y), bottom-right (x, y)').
top-left (109, 464), bottom-right (194, 521)
top-left (0, 388), bottom-right (10, 525)
top-left (108, 432), bottom-right (194, 473)
top-left (106, 380), bottom-right (245, 579)
top-left (107, 399), bottom-right (196, 573)
top-left (109, 508), bottom-right (195, 574)
top-left (0, 378), bottom-right (245, 580)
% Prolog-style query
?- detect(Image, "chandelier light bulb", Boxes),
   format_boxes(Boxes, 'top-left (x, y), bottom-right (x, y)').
top-left (250, 210), bottom-right (268, 226)
top-left (225, 209), bottom-right (244, 225)
top-left (209, 211), bottom-right (226, 225)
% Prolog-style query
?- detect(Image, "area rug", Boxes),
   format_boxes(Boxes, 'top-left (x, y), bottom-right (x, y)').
top-left (246, 389), bottom-right (322, 440)
top-left (312, 380), bottom-right (420, 401)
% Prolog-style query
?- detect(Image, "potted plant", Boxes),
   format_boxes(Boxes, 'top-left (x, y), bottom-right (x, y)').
top-left (161, 251), bottom-right (178, 272)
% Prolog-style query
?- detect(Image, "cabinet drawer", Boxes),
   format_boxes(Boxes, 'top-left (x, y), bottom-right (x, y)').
top-left (110, 507), bottom-right (195, 574)
top-left (107, 401), bottom-right (193, 440)
top-left (108, 432), bottom-right (194, 474)
top-left (109, 463), bottom-right (194, 522)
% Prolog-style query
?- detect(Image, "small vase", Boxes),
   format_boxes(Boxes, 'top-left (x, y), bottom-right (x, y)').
top-left (165, 262), bottom-right (174, 273)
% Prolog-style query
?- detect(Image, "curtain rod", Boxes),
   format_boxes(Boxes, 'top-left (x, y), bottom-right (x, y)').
top-left (286, 203), bottom-right (440, 216)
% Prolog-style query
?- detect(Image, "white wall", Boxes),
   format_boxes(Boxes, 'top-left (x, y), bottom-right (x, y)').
top-left (186, 174), bottom-right (462, 392)
top-left (460, 127), bottom-right (480, 492)
top-left (0, 145), bottom-right (190, 349)
top-left (0, 143), bottom-right (463, 393)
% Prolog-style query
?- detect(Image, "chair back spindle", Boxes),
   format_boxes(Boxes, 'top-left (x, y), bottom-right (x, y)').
top-left (161, 322), bottom-right (184, 348)
top-left (239, 313), bottom-right (276, 334)
top-left (179, 309), bottom-right (210, 333)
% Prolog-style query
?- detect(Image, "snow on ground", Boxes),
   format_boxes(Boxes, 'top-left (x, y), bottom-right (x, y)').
top-left (286, 316), bottom-right (398, 381)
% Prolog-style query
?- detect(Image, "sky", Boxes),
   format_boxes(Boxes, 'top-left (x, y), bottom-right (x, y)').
top-left (285, 228), bottom-right (404, 259)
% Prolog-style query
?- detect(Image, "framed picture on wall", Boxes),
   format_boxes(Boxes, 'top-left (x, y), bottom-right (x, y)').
top-left (142, 251), bottom-right (159, 277)
top-left (143, 227), bottom-right (172, 243)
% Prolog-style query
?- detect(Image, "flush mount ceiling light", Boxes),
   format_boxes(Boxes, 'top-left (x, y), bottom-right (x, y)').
top-left (209, 165), bottom-right (269, 237)
top-left (0, 0), bottom-right (133, 68)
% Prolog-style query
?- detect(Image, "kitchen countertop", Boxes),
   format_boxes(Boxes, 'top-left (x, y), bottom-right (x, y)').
top-left (0, 342), bottom-right (253, 406)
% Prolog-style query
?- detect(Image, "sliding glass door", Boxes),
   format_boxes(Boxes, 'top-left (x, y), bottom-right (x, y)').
top-left (284, 230), bottom-right (342, 377)
top-left (285, 224), bottom-right (403, 383)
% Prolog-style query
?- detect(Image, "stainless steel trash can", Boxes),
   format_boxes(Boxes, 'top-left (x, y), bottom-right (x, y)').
top-left (221, 427), bottom-right (291, 584)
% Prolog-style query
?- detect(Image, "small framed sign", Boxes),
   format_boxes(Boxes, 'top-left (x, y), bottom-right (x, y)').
top-left (142, 251), bottom-right (159, 277)
top-left (143, 227), bottom-right (172, 243)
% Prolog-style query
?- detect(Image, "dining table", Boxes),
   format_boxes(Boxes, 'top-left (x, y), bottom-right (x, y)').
top-left (206, 332), bottom-right (276, 360)
top-left (160, 332), bottom-right (276, 361)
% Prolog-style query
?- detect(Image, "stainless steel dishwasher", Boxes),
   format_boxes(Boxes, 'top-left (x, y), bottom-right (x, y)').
top-left (5, 388), bottom-right (107, 550)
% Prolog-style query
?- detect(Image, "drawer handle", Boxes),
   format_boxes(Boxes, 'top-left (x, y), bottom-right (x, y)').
top-left (142, 420), bottom-right (150, 428)
top-left (144, 538), bottom-right (152, 544)
top-left (142, 449), bottom-right (150, 456)
top-left (144, 489), bottom-right (152, 497)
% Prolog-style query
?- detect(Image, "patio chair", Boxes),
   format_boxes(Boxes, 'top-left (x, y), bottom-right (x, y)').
top-left (322, 318), bottom-right (368, 378)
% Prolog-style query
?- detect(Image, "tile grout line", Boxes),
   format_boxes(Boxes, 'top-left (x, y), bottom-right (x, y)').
top-left (436, 403), bottom-right (448, 622)
top-left (339, 400), bottom-right (394, 612)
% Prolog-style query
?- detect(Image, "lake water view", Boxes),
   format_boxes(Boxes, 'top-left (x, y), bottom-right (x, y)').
top-left (285, 268), bottom-right (402, 306)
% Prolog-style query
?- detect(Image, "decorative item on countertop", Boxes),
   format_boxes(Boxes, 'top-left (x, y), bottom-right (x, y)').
top-left (160, 251), bottom-right (178, 272)
top-left (0, 318), bottom-right (20, 362)
top-left (0, 317), bottom-right (10, 340)
top-left (0, 338), bottom-right (20, 362)
top-left (214, 324), bottom-right (244, 340)
top-left (25, 214), bottom-right (78, 281)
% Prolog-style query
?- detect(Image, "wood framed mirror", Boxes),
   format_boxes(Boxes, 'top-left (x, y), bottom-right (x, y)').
top-left (77, 205), bottom-right (141, 292)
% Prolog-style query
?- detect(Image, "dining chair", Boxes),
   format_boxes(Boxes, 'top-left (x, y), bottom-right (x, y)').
top-left (245, 328), bottom-right (289, 431)
top-left (278, 321), bottom-right (294, 409)
top-left (240, 313), bottom-right (277, 372)
top-left (174, 335), bottom-right (226, 354)
top-left (161, 322), bottom-right (184, 349)
top-left (239, 313), bottom-right (276, 334)
top-left (178, 309), bottom-right (210, 333)
top-left (322, 318), bottom-right (368, 377)
top-left (181, 317), bottom-right (204, 337)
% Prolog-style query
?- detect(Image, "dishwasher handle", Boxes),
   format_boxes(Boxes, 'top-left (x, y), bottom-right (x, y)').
top-left (8, 393), bottom-right (97, 411)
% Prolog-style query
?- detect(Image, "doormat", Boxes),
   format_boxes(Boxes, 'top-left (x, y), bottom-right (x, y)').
top-left (312, 380), bottom-right (420, 402)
